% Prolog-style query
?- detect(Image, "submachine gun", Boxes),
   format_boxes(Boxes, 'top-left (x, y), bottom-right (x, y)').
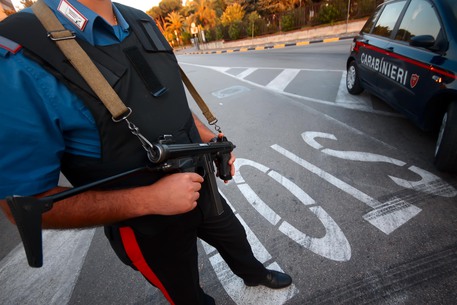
top-left (5, 135), bottom-right (235, 268)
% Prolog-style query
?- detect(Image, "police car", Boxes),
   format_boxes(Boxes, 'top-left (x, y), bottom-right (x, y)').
top-left (346, 0), bottom-right (457, 172)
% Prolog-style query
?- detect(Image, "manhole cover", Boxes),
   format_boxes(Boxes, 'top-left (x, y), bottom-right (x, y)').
top-left (212, 86), bottom-right (250, 99)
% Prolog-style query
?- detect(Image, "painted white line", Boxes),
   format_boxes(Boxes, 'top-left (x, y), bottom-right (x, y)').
top-left (233, 159), bottom-right (281, 225)
top-left (389, 166), bottom-right (457, 197)
top-left (302, 132), bottom-right (406, 166)
top-left (201, 191), bottom-right (298, 304)
top-left (234, 158), bottom-right (351, 261)
top-left (335, 71), bottom-right (373, 110)
top-left (237, 184), bottom-right (282, 225)
top-left (0, 229), bottom-right (95, 305)
top-left (237, 68), bottom-right (258, 79)
top-left (271, 144), bottom-right (422, 235)
top-left (279, 206), bottom-right (351, 262)
top-left (179, 63), bottom-right (400, 116)
top-left (302, 132), bottom-right (457, 198)
top-left (266, 69), bottom-right (300, 92)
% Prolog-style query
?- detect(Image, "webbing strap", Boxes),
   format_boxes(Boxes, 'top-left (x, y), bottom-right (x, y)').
top-left (31, 0), bottom-right (218, 126)
top-left (179, 66), bottom-right (218, 126)
top-left (124, 46), bottom-right (168, 97)
top-left (32, 0), bottom-right (129, 120)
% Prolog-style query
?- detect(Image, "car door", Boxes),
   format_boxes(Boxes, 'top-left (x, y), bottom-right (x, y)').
top-left (385, 0), bottom-right (447, 125)
top-left (354, 0), bottom-right (407, 98)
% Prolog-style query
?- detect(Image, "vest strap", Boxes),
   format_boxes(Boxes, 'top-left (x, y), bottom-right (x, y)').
top-left (32, 0), bottom-right (220, 128)
top-left (124, 46), bottom-right (168, 97)
top-left (32, 0), bottom-right (130, 120)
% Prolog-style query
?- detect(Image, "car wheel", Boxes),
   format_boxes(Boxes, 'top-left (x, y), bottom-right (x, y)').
top-left (434, 102), bottom-right (457, 172)
top-left (346, 60), bottom-right (364, 95)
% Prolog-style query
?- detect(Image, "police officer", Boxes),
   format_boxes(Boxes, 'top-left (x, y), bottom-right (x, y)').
top-left (0, 0), bottom-right (292, 304)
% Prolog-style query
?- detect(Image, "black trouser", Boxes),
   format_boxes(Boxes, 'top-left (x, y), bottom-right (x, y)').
top-left (119, 195), bottom-right (268, 305)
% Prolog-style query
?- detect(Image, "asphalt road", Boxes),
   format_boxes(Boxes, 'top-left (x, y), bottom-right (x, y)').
top-left (1, 40), bottom-right (456, 305)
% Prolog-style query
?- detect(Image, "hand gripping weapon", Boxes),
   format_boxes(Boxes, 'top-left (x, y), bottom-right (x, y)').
top-left (5, 136), bottom-right (235, 268)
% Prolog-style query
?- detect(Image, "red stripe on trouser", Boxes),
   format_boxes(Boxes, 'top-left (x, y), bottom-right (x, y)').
top-left (119, 227), bottom-right (175, 305)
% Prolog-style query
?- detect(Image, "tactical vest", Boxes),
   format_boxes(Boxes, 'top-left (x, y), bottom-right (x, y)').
top-left (0, 5), bottom-right (218, 243)
top-left (0, 4), bottom-right (201, 189)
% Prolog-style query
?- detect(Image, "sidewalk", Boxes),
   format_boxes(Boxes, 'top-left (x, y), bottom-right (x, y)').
top-left (177, 19), bottom-right (366, 55)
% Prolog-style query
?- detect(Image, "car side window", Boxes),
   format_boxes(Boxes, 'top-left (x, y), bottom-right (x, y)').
top-left (361, 6), bottom-right (382, 33)
top-left (394, 0), bottom-right (442, 43)
top-left (372, 0), bottom-right (407, 38)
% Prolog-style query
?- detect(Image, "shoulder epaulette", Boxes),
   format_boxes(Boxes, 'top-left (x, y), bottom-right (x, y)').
top-left (0, 35), bottom-right (22, 54)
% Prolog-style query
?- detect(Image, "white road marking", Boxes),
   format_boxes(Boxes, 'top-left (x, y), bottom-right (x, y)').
top-left (389, 166), bottom-right (457, 197)
top-left (302, 131), bottom-right (407, 166)
top-left (335, 71), bottom-right (373, 110)
top-left (271, 144), bottom-right (422, 235)
top-left (266, 69), bottom-right (300, 92)
top-left (0, 229), bottom-right (95, 305)
top-left (303, 132), bottom-right (457, 198)
top-left (233, 158), bottom-right (351, 261)
top-left (279, 206), bottom-right (351, 262)
top-left (237, 68), bottom-right (257, 79)
top-left (180, 63), bottom-right (401, 116)
top-left (201, 191), bottom-right (298, 304)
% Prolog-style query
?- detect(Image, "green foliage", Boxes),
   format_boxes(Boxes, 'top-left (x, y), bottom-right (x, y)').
top-left (228, 21), bottom-right (242, 40)
top-left (281, 14), bottom-right (295, 31)
top-left (317, 4), bottom-right (341, 25)
top-left (215, 26), bottom-right (224, 40)
top-left (248, 11), bottom-right (261, 37)
top-left (146, 0), bottom-right (380, 45)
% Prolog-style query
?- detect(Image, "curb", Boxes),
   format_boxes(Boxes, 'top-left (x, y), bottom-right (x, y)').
top-left (179, 35), bottom-right (355, 55)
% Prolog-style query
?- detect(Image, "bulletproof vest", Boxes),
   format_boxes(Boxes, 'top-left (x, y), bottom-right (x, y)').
top-left (0, 4), bottom-right (201, 188)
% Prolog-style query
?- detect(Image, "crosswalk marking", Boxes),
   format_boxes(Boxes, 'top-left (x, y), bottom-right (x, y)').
top-left (266, 69), bottom-right (300, 92)
top-left (236, 67), bottom-right (257, 79)
top-left (0, 229), bottom-right (95, 305)
top-left (181, 63), bottom-right (402, 117)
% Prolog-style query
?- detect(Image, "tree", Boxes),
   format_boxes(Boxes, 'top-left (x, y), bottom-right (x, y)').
top-left (211, 0), bottom-right (226, 17)
top-left (20, 0), bottom-right (35, 8)
top-left (189, 0), bottom-right (217, 30)
top-left (146, 6), bottom-right (163, 19)
top-left (257, 0), bottom-right (299, 15)
top-left (165, 11), bottom-right (185, 45)
top-left (158, 0), bottom-right (183, 16)
top-left (247, 11), bottom-right (261, 38)
top-left (257, 0), bottom-right (299, 31)
top-left (220, 3), bottom-right (245, 26)
top-left (166, 11), bottom-right (185, 32)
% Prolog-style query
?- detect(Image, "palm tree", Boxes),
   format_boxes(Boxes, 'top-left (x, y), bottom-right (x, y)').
top-left (189, 0), bottom-right (217, 30)
top-left (165, 11), bottom-right (185, 45)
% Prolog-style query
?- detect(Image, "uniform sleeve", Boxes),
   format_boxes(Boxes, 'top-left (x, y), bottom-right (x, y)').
top-left (0, 46), bottom-right (99, 198)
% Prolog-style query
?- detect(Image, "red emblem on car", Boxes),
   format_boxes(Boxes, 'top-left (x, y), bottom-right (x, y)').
top-left (410, 74), bottom-right (420, 88)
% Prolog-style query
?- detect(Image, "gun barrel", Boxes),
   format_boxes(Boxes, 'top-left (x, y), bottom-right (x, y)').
top-left (150, 141), bottom-right (235, 163)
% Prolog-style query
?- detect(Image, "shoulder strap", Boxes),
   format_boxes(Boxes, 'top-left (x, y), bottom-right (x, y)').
top-left (32, 0), bottom-right (129, 120)
top-left (114, 3), bottom-right (219, 128)
top-left (32, 0), bottom-right (219, 127)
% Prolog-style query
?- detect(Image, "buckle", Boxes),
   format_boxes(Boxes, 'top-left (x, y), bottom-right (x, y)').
top-left (112, 107), bottom-right (132, 122)
top-left (47, 30), bottom-right (76, 41)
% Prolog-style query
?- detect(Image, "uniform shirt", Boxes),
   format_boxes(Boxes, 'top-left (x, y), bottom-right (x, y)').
top-left (0, 0), bottom-right (130, 198)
